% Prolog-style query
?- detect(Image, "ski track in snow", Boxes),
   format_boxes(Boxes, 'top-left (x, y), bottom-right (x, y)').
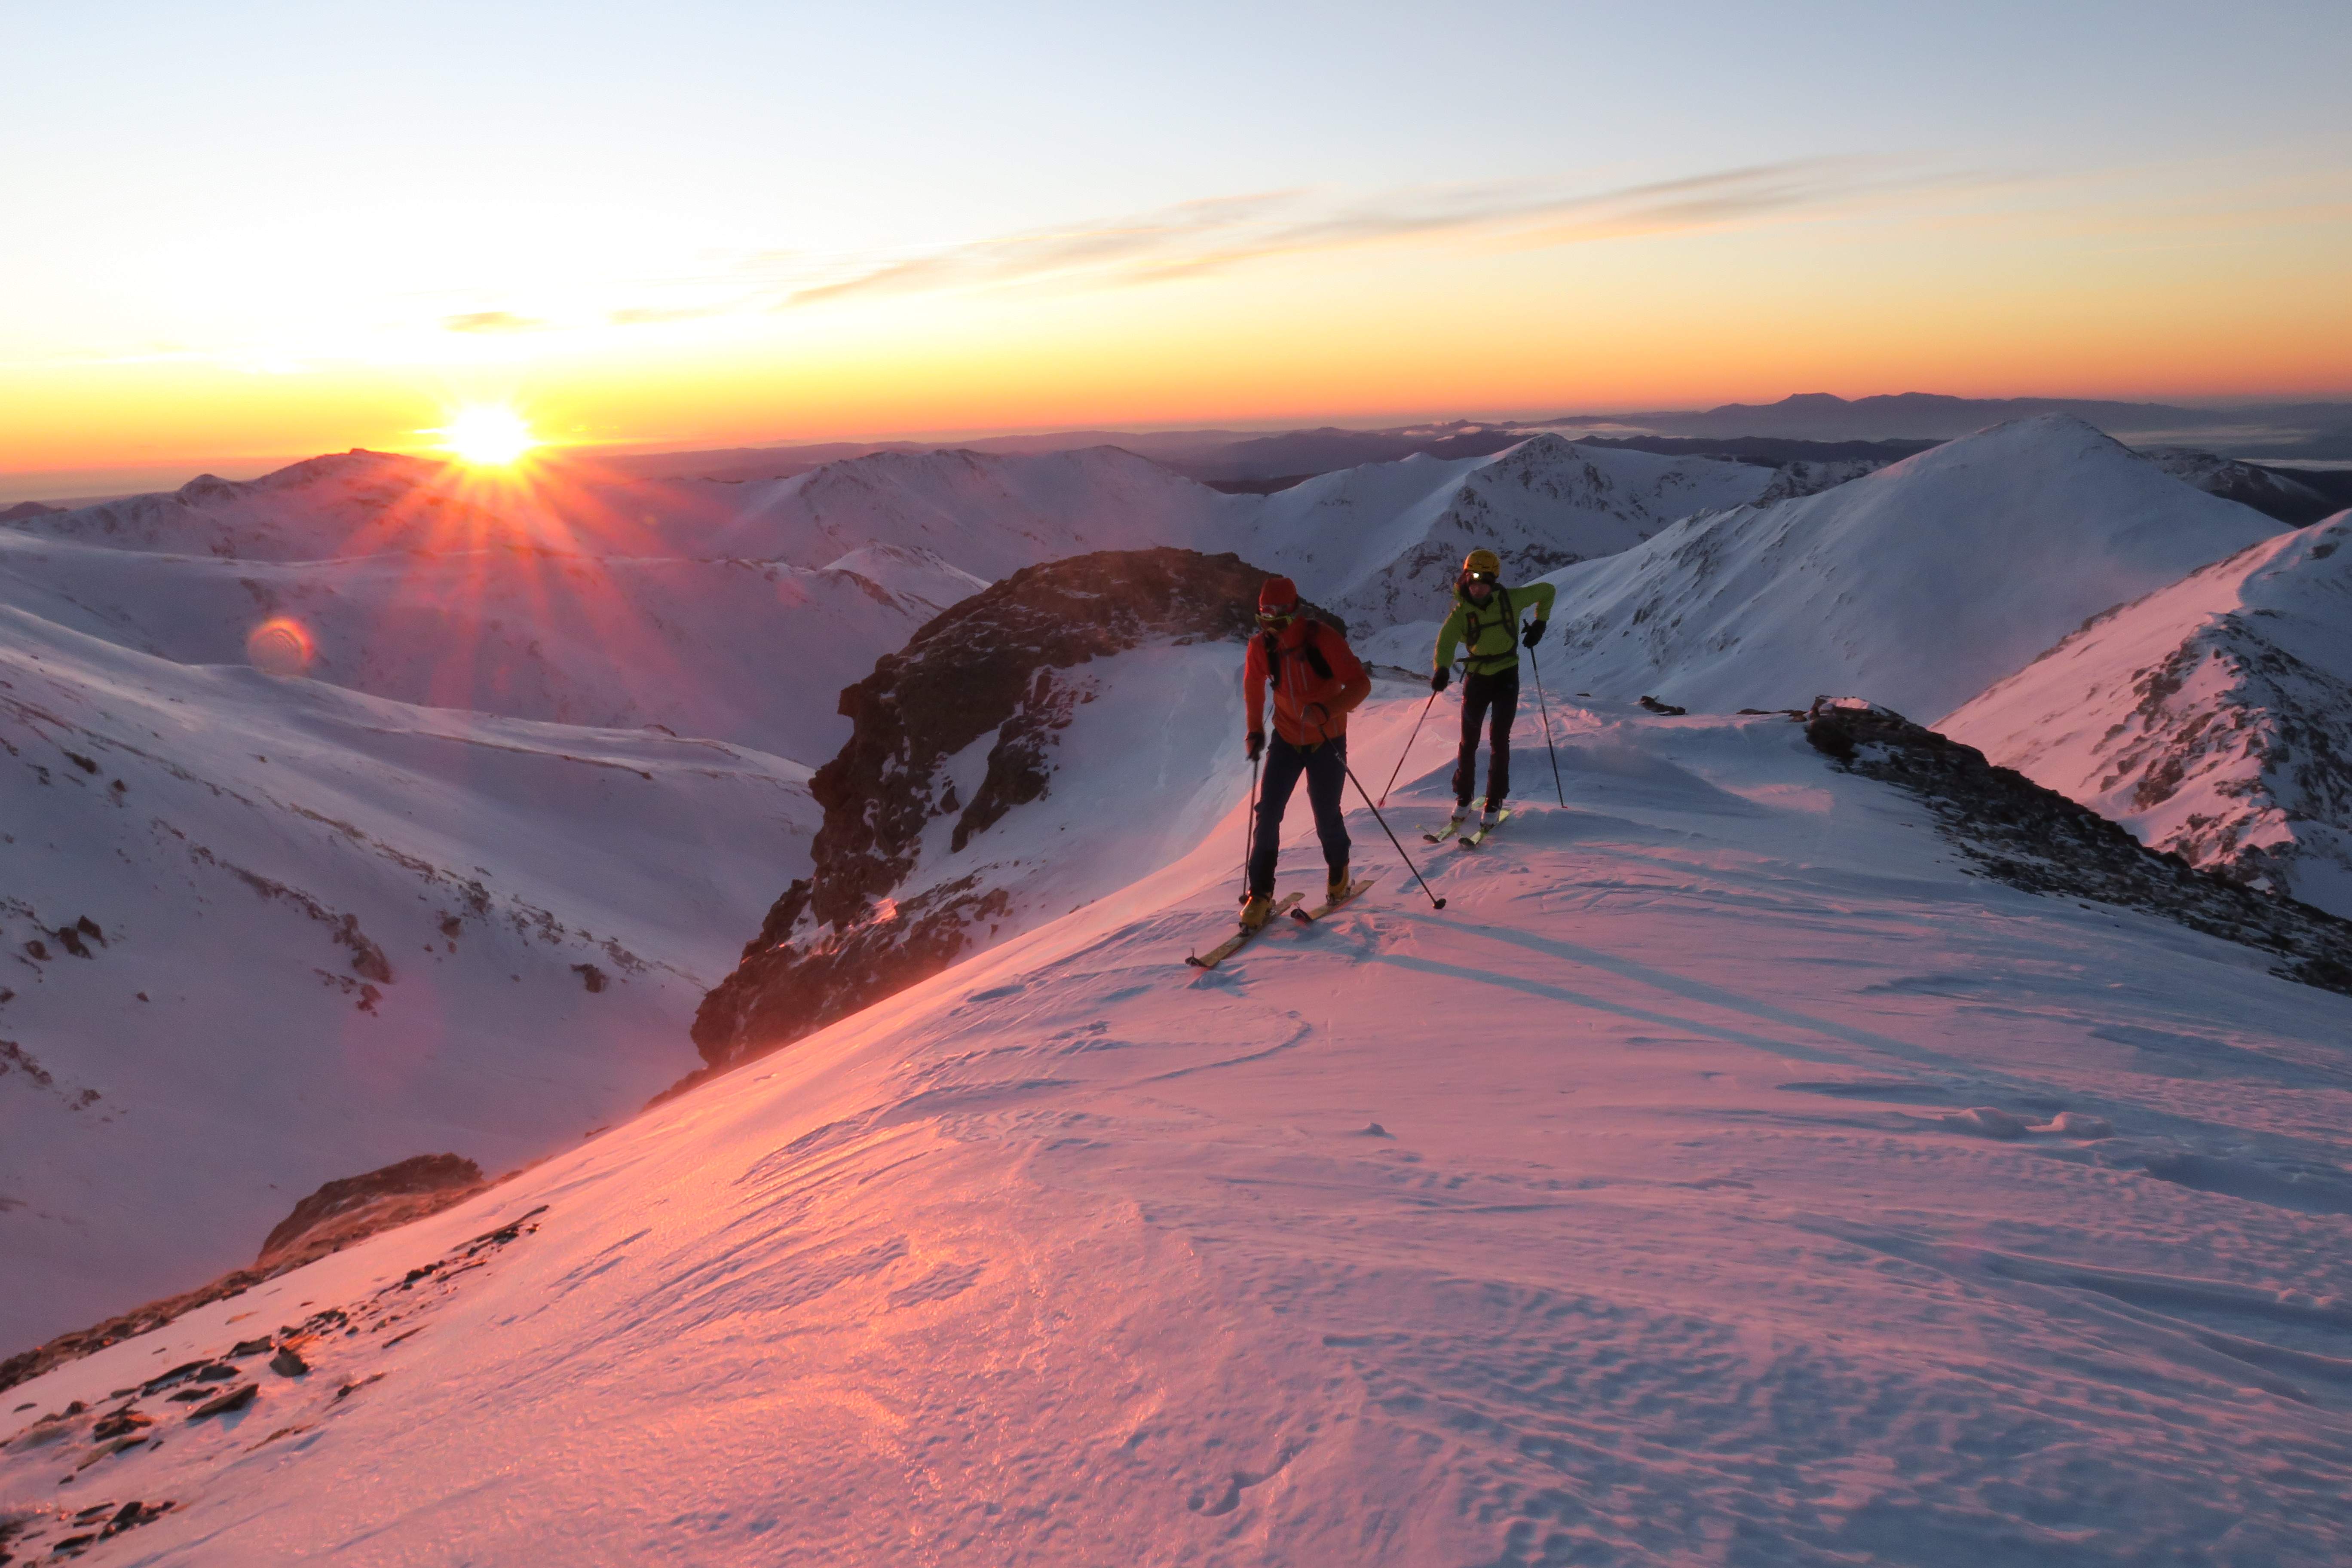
top-left (6, 693), bottom-right (2349, 1565)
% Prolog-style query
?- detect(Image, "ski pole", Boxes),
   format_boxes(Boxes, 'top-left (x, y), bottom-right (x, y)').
top-left (1527, 643), bottom-right (1567, 808)
top-left (1343, 761), bottom-right (1447, 911)
top-left (1378, 689), bottom-right (1439, 807)
top-left (1242, 749), bottom-right (1261, 890)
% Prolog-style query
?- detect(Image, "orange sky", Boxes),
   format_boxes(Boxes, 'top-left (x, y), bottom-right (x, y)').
top-left (6, 3), bottom-right (2348, 497)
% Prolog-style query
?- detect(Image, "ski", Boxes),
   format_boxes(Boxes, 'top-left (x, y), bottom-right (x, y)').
top-left (1458, 809), bottom-right (1514, 849)
top-left (1185, 892), bottom-right (1304, 968)
top-left (1421, 813), bottom-right (1467, 844)
top-left (1291, 872), bottom-right (1385, 924)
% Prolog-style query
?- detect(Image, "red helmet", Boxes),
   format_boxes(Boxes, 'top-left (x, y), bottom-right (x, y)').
top-left (1258, 576), bottom-right (1300, 612)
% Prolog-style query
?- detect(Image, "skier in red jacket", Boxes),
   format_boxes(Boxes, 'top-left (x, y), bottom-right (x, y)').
top-left (1240, 576), bottom-right (1372, 930)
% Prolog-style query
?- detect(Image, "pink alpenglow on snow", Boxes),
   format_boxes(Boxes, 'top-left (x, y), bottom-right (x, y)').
top-left (6, 691), bottom-right (2351, 1564)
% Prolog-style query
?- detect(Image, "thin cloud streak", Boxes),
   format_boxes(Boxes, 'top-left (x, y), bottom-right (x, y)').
top-left (443, 310), bottom-right (548, 334)
top-left (781, 159), bottom-right (1966, 309)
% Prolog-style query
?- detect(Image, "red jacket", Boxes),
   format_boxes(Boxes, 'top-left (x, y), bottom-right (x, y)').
top-left (1245, 617), bottom-right (1370, 747)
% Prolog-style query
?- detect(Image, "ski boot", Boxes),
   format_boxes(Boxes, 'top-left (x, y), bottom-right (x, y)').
top-left (1479, 799), bottom-right (1503, 831)
top-left (1238, 893), bottom-right (1276, 932)
top-left (1326, 862), bottom-right (1350, 898)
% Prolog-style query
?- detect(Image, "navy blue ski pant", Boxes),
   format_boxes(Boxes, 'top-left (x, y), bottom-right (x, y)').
top-left (1248, 735), bottom-right (1350, 898)
top-left (1454, 667), bottom-right (1519, 807)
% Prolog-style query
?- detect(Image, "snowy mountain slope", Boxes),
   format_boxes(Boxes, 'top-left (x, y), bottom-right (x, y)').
top-left (1945, 510), bottom-right (2352, 920)
top-left (7, 694), bottom-right (2352, 1564)
top-left (0, 532), bottom-right (934, 761)
top-left (1225, 434), bottom-right (1772, 631)
top-left (0, 452), bottom-right (688, 563)
top-left (1512, 416), bottom-right (2283, 721)
top-left (700, 445), bottom-right (1242, 578)
top-left (0, 603), bottom-right (820, 1349)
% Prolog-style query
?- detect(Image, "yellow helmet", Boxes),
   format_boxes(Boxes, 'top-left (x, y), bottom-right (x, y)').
top-left (1461, 548), bottom-right (1502, 578)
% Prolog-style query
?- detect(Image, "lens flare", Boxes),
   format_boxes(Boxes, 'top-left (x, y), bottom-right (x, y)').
top-left (437, 405), bottom-right (539, 466)
top-left (246, 616), bottom-right (315, 677)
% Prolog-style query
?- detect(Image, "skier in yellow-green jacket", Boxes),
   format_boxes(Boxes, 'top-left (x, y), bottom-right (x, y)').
top-left (1431, 548), bottom-right (1555, 833)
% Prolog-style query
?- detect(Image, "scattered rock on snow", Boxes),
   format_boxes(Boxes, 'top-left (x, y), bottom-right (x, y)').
top-left (186, 1383), bottom-right (257, 1420)
top-left (267, 1348), bottom-right (309, 1378)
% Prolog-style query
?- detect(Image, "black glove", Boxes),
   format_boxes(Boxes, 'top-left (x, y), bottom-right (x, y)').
top-left (1523, 619), bottom-right (1547, 648)
top-left (1430, 667), bottom-right (1450, 693)
top-left (1246, 730), bottom-right (1265, 762)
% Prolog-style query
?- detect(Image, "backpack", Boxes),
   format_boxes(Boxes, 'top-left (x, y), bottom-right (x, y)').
top-left (1260, 619), bottom-right (1335, 684)
top-left (1459, 583), bottom-right (1516, 650)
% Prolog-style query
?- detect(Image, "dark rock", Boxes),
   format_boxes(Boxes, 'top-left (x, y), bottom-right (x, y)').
top-left (1638, 695), bottom-right (1687, 715)
top-left (100, 1500), bottom-right (173, 1537)
top-left (63, 752), bottom-right (98, 774)
top-left (689, 548), bottom-right (1324, 1072)
top-left (227, 1338), bottom-right (273, 1358)
top-left (20, 940), bottom-right (46, 962)
top-left (73, 917), bottom-right (103, 944)
top-left (267, 1348), bottom-right (309, 1377)
top-left (186, 1383), bottom-right (257, 1419)
top-left (571, 962), bottom-right (608, 993)
top-left (258, 1154), bottom-right (483, 1262)
top-left (89, 1410), bottom-right (150, 1441)
top-left (1803, 697), bottom-right (2352, 996)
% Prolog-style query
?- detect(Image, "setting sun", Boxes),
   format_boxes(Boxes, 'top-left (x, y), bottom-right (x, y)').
top-left (438, 405), bottom-right (539, 467)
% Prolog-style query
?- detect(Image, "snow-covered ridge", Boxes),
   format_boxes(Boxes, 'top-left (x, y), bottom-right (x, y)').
top-left (1531, 415), bottom-right (2284, 721)
top-left (1945, 509), bottom-right (2352, 919)
top-left (7, 695), bottom-right (2351, 1562)
top-left (1227, 433), bottom-right (1774, 631)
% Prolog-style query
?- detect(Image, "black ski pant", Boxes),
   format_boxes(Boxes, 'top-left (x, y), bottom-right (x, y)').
top-left (1249, 735), bottom-right (1350, 898)
top-left (1453, 666), bottom-right (1519, 808)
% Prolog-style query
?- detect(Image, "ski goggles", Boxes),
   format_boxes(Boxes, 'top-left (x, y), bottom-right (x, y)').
top-left (1256, 605), bottom-right (1299, 626)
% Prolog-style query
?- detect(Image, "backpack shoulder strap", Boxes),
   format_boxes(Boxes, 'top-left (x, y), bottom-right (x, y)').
top-left (1299, 619), bottom-right (1334, 680)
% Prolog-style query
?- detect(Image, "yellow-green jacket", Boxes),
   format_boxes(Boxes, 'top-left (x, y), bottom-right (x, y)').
top-left (1435, 579), bottom-right (1556, 678)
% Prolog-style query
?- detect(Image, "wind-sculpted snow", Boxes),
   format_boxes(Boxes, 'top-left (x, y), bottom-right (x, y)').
top-left (9, 695), bottom-right (2352, 1564)
top-left (1524, 416), bottom-right (2282, 722)
top-left (0, 603), bottom-right (819, 1347)
top-left (691, 548), bottom-right (1314, 1070)
top-left (1945, 510), bottom-right (2352, 919)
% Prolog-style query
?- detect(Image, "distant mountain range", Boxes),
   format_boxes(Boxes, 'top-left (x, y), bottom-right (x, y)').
top-left (592, 395), bottom-right (2352, 501)
top-left (1546, 391), bottom-right (2352, 457)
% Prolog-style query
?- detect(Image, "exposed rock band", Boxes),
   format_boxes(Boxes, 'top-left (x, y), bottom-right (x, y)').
top-left (1240, 549), bottom-right (1555, 930)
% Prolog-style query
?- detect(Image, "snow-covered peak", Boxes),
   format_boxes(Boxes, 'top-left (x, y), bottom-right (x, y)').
top-left (1231, 433), bottom-right (1773, 631)
top-left (1524, 413), bottom-right (2283, 722)
top-left (708, 444), bottom-right (1242, 577)
top-left (1945, 508), bottom-right (2352, 915)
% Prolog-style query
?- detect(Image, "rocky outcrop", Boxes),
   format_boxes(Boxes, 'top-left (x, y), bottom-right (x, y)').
top-left (1804, 698), bottom-right (2352, 996)
top-left (258, 1154), bottom-right (485, 1262)
top-left (691, 548), bottom-right (1323, 1070)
